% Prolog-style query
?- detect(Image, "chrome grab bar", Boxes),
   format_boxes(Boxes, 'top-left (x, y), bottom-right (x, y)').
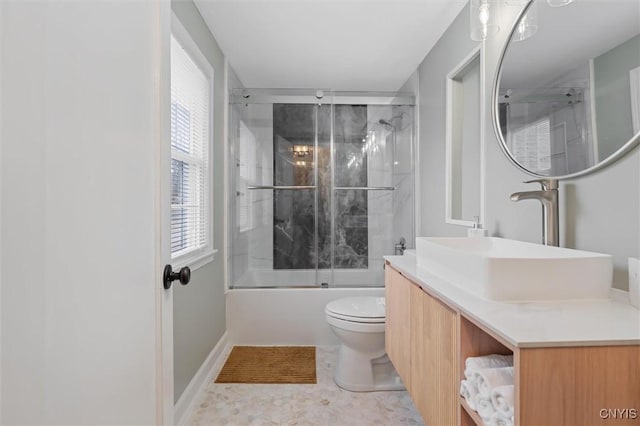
top-left (247, 185), bottom-right (316, 190)
top-left (333, 186), bottom-right (395, 191)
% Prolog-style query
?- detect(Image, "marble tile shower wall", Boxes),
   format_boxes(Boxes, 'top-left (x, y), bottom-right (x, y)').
top-left (273, 104), bottom-right (326, 270)
top-left (270, 104), bottom-right (400, 276)
top-left (232, 104), bottom-right (274, 284)
top-left (392, 105), bottom-right (416, 251)
top-left (230, 103), bottom-right (248, 284)
top-left (231, 102), bottom-right (415, 287)
top-left (364, 106), bottom-right (397, 276)
top-left (331, 105), bottom-right (370, 270)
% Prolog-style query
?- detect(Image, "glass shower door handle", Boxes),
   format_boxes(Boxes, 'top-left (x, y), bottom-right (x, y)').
top-left (333, 186), bottom-right (396, 191)
top-left (247, 185), bottom-right (317, 190)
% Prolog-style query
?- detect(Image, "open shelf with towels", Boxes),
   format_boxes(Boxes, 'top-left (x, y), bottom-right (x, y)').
top-left (456, 312), bottom-right (640, 426)
top-left (460, 396), bottom-right (484, 426)
top-left (459, 315), bottom-right (514, 372)
top-left (459, 316), bottom-right (514, 426)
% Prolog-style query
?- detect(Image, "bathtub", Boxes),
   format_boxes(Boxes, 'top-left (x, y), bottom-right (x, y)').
top-left (226, 287), bottom-right (385, 345)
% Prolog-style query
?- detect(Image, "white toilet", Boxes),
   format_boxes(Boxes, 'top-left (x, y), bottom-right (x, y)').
top-left (325, 296), bottom-right (405, 392)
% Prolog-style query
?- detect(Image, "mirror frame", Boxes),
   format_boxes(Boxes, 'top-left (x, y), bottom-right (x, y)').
top-left (491, 0), bottom-right (640, 180)
top-left (446, 45), bottom-right (485, 227)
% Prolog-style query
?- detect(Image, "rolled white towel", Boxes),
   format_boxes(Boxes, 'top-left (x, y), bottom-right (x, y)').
top-left (475, 395), bottom-right (495, 423)
top-left (474, 366), bottom-right (515, 398)
top-left (491, 385), bottom-right (515, 417)
top-left (464, 354), bottom-right (513, 382)
top-left (459, 380), bottom-right (479, 410)
top-left (489, 411), bottom-right (514, 426)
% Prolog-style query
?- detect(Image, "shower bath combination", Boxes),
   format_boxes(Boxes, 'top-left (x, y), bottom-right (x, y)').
top-left (228, 89), bottom-right (416, 289)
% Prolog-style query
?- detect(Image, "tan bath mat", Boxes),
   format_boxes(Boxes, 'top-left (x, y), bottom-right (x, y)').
top-left (215, 346), bottom-right (317, 384)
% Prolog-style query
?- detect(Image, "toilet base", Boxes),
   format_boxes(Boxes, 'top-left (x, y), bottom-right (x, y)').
top-left (333, 346), bottom-right (405, 392)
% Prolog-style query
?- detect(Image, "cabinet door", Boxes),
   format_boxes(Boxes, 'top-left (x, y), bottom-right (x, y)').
top-left (385, 265), bottom-right (412, 388)
top-left (411, 285), bottom-right (459, 426)
top-left (518, 345), bottom-right (640, 426)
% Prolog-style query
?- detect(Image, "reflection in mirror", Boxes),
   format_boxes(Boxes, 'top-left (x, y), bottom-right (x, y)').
top-left (495, 0), bottom-right (640, 178)
top-left (446, 47), bottom-right (484, 226)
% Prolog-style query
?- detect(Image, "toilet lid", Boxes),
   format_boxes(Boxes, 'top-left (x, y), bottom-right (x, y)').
top-left (325, 297), bottom-right (386, 322)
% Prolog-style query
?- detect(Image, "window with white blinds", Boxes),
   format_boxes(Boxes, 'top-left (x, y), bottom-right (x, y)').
top-left (511, 118), bottom-right (551, 173)
top-left (170, 29), bottom-right (213, 263)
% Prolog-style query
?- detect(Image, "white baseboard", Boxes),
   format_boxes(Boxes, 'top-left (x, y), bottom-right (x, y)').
top-left (174, 331), bottom-right (231, 426)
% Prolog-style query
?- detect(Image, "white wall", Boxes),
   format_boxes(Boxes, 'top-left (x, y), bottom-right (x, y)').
top-left (1, 1), bottom-right (166, 423)
top-left (411, 3), bottom-right (640, 290)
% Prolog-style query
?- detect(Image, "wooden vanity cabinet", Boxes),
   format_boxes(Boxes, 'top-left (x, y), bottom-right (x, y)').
top-left (385, 264), bottom-right (412, 388)
top-left (410, 282), bottom-right (459, 425)
top-left (386, 264), bottom-right (460, 423)
top-left (385, 262), bottom-right (640, 426)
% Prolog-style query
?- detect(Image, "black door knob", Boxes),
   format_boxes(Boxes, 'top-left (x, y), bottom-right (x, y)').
top-left (163, 264), bottom-right (191, 289)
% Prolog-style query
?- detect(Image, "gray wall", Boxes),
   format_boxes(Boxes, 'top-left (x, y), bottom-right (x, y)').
top-left (414, 7), bottom-right (480, 239)
top-left (171, 0), bottom-right (227, 402)
top-left (455, 58), bottom-right (482, 222)
top-left (412, 3), bottom-right (639, 290)
top-left (594, 34), bottom-right (640, 160)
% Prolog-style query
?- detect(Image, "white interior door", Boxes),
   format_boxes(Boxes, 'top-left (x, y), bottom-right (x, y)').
top-left (1, 0), bottom-right (174, 423)
top-left (159, 1), bottom-right (175, 423)
top-left (0, 0), bottom-right (4, 421)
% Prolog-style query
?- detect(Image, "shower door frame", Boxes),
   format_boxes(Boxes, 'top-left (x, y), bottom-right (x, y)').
top-left (228, 90), bottom-right (415, 289)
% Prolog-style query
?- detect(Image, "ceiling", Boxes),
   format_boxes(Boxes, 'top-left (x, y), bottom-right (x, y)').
top-left (500, 0), bottom-right (640, 89)
top-left (194, 0), bottom-right (467, 92)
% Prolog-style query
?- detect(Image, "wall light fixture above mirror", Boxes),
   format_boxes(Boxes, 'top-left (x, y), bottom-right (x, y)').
top-left (470, 0), bottom-right (501, 42)
top-left (469, 0), bottom-right (542, 42)
top-left (510, 0), bottom-right (537, 42)
top-left (492, 0), bottom-right (640, 180)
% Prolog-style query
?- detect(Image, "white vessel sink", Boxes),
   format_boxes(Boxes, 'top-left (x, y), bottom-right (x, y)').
top-left (415, 237), bottom-right (613, 302)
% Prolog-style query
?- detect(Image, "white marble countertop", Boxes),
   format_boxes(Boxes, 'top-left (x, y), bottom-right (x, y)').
top-left (385, 252), bottom-right (640, 348)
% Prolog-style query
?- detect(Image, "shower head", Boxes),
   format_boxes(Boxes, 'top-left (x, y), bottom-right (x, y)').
top-left (379, 111), bottom-right (410, 128)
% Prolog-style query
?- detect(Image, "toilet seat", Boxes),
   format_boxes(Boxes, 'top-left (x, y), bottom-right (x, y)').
top-left (326, 313), bottom-right (385, 333)
top-left (325, 297), bottom-right (385, 323)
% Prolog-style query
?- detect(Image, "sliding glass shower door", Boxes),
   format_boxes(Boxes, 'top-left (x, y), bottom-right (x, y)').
top-left (229, 90), bottom-right (414, 288)
top-left (230, 101), bottom-right (320, 287)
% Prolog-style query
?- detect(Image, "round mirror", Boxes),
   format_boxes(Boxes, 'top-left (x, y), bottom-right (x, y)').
top-left (493, 0), bottom-right (640, 179)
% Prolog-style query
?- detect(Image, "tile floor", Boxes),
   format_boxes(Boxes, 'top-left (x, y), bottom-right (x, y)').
top-left (187, 346), bottom-right (424, 426)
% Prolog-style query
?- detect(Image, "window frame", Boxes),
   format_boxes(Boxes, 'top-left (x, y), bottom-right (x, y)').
top-left (170, 13), bottom-right (216, 271)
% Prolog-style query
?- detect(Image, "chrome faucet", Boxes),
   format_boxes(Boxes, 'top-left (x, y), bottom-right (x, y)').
top-left (510, 179), bottom-right (559, 247)
top-left (394, 237), bottom-right (406, 255)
